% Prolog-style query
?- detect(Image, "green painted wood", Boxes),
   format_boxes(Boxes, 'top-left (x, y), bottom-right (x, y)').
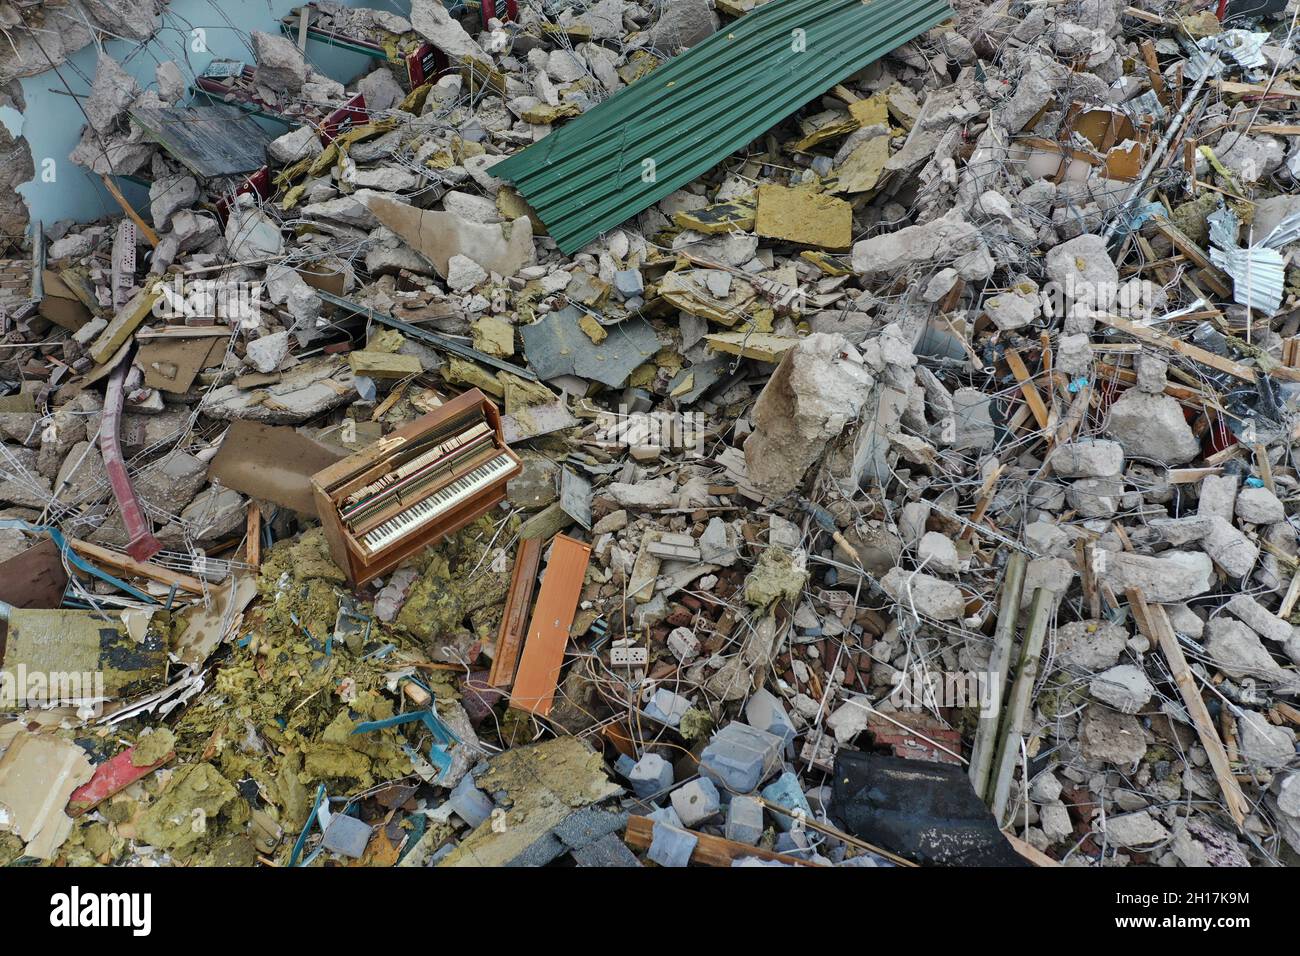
top-left (493, 0), bottom-right (952, 253)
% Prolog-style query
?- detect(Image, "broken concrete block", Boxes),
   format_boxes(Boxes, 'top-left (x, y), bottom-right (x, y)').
top-left (917, 531), bottom-right (960, 573)
top-left (1097, 550), bottom-right (1215, 603)
top-left (1089, 664), bottom-right (1154, 714)
top-left (698, 722), bottom-right (783, 794)
top-left (880, 567), bottom-right (965, 620)
top-left (1104, 390), bottom-right (1199, 464)
top-left (743, 333), bottom-right (874, 497)
top-left (852, 211), bottom-right (983, 277)
top-left (252, 30), bottom-right (307, 92)
top-left (628, 753), bottom-right (673, 798)
top-left (1050, 439), bottom-right (1123, 478)
top-left (1203, 618), bottom-right (1290, 683)
top-left (670, 777), bottom-right (720, 827)
top-left (1080, 705), bottom-right (1147, 765)
top-left (725, 794), bottom-right (764, 846)
top-left (1236, 485), bottom-right (1285, 525)
top-left (1225, 594), bottom-right (1293, 644)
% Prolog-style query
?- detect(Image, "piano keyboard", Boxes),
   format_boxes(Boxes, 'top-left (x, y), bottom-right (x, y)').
top-left (360, 453), bottom-right (514, 554)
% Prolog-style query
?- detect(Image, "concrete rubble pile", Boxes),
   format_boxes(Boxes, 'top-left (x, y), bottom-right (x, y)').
top-left (2, 0), bottom-right (1300, 870)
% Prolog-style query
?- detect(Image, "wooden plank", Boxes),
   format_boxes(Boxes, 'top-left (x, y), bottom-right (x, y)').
top-left (99, 174), bottom-right (159, 247)
top-left (989, 587), bottom-right (1053, 824)
top-left (969, 552), bottom-right (1027, 801)
top-left (68, 537), bottom-right (206, 595)
top-left (1127, 589), bottom-right (1249, 831)
top-left (623, 815), bottom-right (824, 867)
top-left (488, 536), bottom-right (543, 689)
top-left (1004, 347), bottom-right (1050, 430)
top-left (1004, 830), bottom-right (1061, 867)
top-left (246, 501), bottom-right (261, 569)
top-left (1140, 40), bottom-right (1168, 107)
top-left (509, 534), bottom-right (591, 717)
top-left (1097, 313), bottom-right (1261, 384)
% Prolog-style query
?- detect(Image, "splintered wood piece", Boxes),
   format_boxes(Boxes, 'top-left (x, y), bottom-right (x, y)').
top-left (246, 501), bottom-right (261, 569)
top-left (488, 536), bottom-right (543, 689)
top-left (622, 815), bottom-right (824, 867)
top-left (1127, 589), bottom-right (1248, 831)
top-left (509, 535), bottom-right (591, 717)
top-left (1004, 347), bottom-right (1050, 431)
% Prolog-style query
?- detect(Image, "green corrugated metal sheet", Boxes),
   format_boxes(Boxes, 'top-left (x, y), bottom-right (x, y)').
top-left (493, 0), bottom-right (952, 254)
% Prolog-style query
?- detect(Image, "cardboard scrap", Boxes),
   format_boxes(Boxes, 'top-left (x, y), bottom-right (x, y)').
top-left (207, 421), bottom-right (346, 516)
top-left (138, 336), bottom-right (227, 394)
top-left (0, 732), bottom-right (93, 860)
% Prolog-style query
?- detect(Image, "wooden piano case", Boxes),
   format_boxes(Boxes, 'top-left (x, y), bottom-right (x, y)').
top-left (310, 388), bottom-right (522, 588)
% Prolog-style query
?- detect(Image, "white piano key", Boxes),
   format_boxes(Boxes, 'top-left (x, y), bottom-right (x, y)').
top-left (361, 454), bottom-right (513, 554)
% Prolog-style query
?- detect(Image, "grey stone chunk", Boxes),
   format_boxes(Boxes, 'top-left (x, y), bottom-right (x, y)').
top-left (1204, 618), bottom-right (1289, 683)
top-left (1097, 550), bottom-right (1215, 603)
top-left (1050, 439), bottom-right (1124, 478)
top-left (1080, 704), bottom-right (1148, 765)
top-left (571, 832), bottom-right (642, 867)
top-left (725, 794), bottom-right (764, 846)
top-left (1102, 810), bottom-right (1170, 847)
top-left (1089, 664), bottom-right (1154, 714)
top-left (1198, 473), bottom-right (1239, 522)
top-left (880, 567), bottom-right (965, 620)
top-left (1054, 620), bottom-right (1128, 671)
top-left (644, 688), bottom-right (692, 727)
top-left (646, 821), bottom-right (697, 867)
top-left (698, 722), bottom-right (783, 793)
top-left (628, 753), bottom-right (673, 798)
top-left (744, 688), bottom-right (796, 748)
top-left (1104, 390), bottom-right (1200, 464)
top-left (1226, 594), bottom-right (1293, 644)
top-left (448, 776), bottom-right (494, 827)
top-left (1236, 485), bottom-right (1285, 524)
top-left (917, 531), bottom-right (960, 573)
top-left (1067, 476), bottom-right (1123, 518)
top-left (670, 777), bottom-right (720, 827)
top-left (1238, 711), bottom-right (1296, 770)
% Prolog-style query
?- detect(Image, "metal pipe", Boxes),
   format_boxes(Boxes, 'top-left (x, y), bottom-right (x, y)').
top-left (100, 352), bottom-right (162, 562)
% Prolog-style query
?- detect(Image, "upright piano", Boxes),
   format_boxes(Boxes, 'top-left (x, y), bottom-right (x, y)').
top-left (311, 389), bottom-right (522, 587)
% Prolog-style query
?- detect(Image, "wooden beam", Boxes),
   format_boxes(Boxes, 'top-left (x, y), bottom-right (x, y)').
top-left (509, 535), bottom-right (591, 717)
top-left (1127, 589), bottom-right (1249, 830)
top-left (989, 587), bottom-right (1053, 824)
top-left (1004, 347), bottom-right (1050, 431)
top-left (623, 815), bottom-right (825, 867)
top-left (1096, 313), bottom-right (1270, 384)
top-left (489, 536), bottom-right (543, 689)
top-left (246, 501), bottom-right (261, 569)
top-left (68, 537), bottom-right (205, 595)
top-left (970, 552), bottom-right (1027, 801)
top-left (99, 175), bottom-right (159, 247)
top-left (1004, 830), bottom-right (1061, 867)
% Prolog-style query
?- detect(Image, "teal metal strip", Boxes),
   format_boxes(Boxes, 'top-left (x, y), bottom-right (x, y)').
top-left (494, 0), bottom-right (952, 253)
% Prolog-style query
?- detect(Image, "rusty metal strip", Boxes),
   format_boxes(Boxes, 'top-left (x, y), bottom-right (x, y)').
top-left (100, 352), bottom-right (162, 562)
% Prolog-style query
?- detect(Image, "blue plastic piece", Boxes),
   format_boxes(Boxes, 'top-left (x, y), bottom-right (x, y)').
top-left (351, 703), bottom-right (460, 784)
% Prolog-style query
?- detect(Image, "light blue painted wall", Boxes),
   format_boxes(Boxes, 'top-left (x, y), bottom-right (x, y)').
top-left (6, 0), bottom-right (407, 228)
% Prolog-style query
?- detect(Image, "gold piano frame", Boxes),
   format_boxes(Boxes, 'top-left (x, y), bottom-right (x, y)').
top-left (311, 388), bottom-right (522, 588)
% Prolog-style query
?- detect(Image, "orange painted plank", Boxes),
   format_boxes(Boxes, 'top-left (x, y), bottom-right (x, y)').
top-left (509, 535), bottom-right (591, 717)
